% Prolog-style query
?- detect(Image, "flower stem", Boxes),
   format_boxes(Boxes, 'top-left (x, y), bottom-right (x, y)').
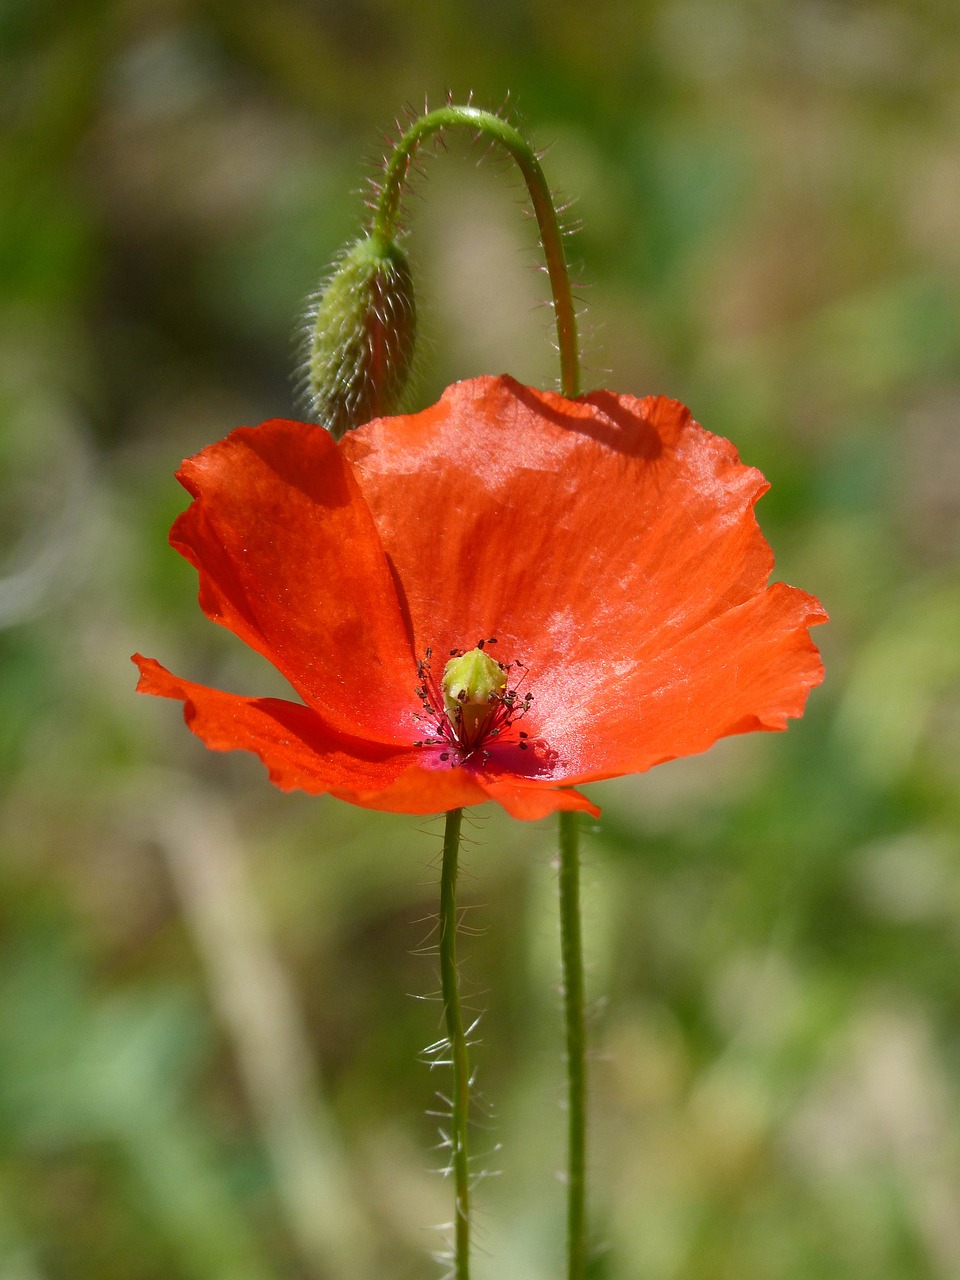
top-left (439, 806), bottom-right (470, 1279)
top-left (558, 809), bottom-right (587, 1280)
top-left (373, 104), bottom-right (581, 399)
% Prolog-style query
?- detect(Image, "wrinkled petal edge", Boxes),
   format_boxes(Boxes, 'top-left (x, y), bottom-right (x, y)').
top-left (134, 654), bottom-right (596, 820)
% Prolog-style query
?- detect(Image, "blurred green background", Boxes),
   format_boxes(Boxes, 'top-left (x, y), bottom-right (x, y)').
top-left (3, 1), bottom-right (960, 1277)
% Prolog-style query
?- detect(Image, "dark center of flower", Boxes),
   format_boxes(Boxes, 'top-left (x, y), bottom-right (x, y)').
top-left (413, 638), bottom-right (536, 764)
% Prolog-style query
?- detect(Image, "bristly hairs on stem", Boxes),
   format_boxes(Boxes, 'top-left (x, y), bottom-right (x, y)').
top-left (410, 809), bottom-right (501, 1280)
top-left (370, 98), bottom-right (582, 400)
top-left (295, 96), bottom-right (584, 438)
top-left (558, 811), bottom-right (589, 1280)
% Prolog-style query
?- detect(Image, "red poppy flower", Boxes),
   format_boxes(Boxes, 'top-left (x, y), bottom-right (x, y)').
top-left (134, 376), bottom-right (826, 821)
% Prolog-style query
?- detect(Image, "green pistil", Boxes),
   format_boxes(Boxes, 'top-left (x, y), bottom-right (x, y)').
top-left (442, 648), bottom-right (507, 745)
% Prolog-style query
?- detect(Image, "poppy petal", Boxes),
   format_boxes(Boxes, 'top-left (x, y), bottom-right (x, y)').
top-left (539, 583), bottom-right (827, 782)
top-left (342, 376), bottom-right (824, 776)
top-left (135, 655), bottom-right (567, 818)
top-left (477, 776), bottom-right (599, 820)
top-left (342, 377), bottom-right (780, 690)
top-left (134, 654), bottom-right (416, 791)
top-left (170, 421), bottom-right (414, 742)
top-left (328, 766), bottom-right (492, 815)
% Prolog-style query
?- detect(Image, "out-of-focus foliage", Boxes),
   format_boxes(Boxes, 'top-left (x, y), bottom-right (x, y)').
top-left (2, 1), bottom-right (959, 1277)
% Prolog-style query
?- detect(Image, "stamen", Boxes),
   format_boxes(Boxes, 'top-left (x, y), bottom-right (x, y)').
top-left (411, 641), bottom-right (537, 766)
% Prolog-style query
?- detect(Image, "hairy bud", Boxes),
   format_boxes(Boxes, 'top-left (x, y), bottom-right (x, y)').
top-left (300, 233), bottom-right (416, 440)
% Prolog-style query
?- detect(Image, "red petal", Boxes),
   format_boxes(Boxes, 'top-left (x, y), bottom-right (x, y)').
top-left (134, 654), bottom-right (415, 792)
top-left (170, 421), bottom-right (413, 742)
top-left (477, 776), bottom-right (599, 820)
top-left (342, 376), bottom-right (825, 775)
top-left (540, 584), bottom-right (827, 781)
top-left (135, 654), bottom-right (583, 819)
top-left (328, 766), bottom-right (491, 814)
top-left (343, 378), bottom-right (774, 674)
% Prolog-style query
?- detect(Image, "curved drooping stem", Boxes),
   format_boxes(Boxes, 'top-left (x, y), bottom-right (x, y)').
top-left (439, 806), bottom-right (471, 1279)
top-left (558, 810), bottom-right (587, 1280)
top-left (373, 105), bottom-right (581, 399)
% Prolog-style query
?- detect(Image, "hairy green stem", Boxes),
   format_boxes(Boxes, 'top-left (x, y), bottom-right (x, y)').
top-left (559, 810), bottom-right (587, 1280)
top-left (439, 806), bottom-right (470, 1279)
top-left (373, 104), bottom-right (581, 398)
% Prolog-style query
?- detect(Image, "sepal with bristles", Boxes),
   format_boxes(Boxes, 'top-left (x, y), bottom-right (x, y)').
top-left (299, 232), bottom-right (416, 440)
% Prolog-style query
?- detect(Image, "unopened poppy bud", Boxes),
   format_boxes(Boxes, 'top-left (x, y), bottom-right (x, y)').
top-left (442, 648), bottom-right (507, 742)
top-left (301, 232), bottom-right (416, 441)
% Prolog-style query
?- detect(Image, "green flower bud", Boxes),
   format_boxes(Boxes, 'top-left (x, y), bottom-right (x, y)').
top-left (301, 233), bottom-right (416, 440)
top-left (441, 647), bottom-right (508, 745)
